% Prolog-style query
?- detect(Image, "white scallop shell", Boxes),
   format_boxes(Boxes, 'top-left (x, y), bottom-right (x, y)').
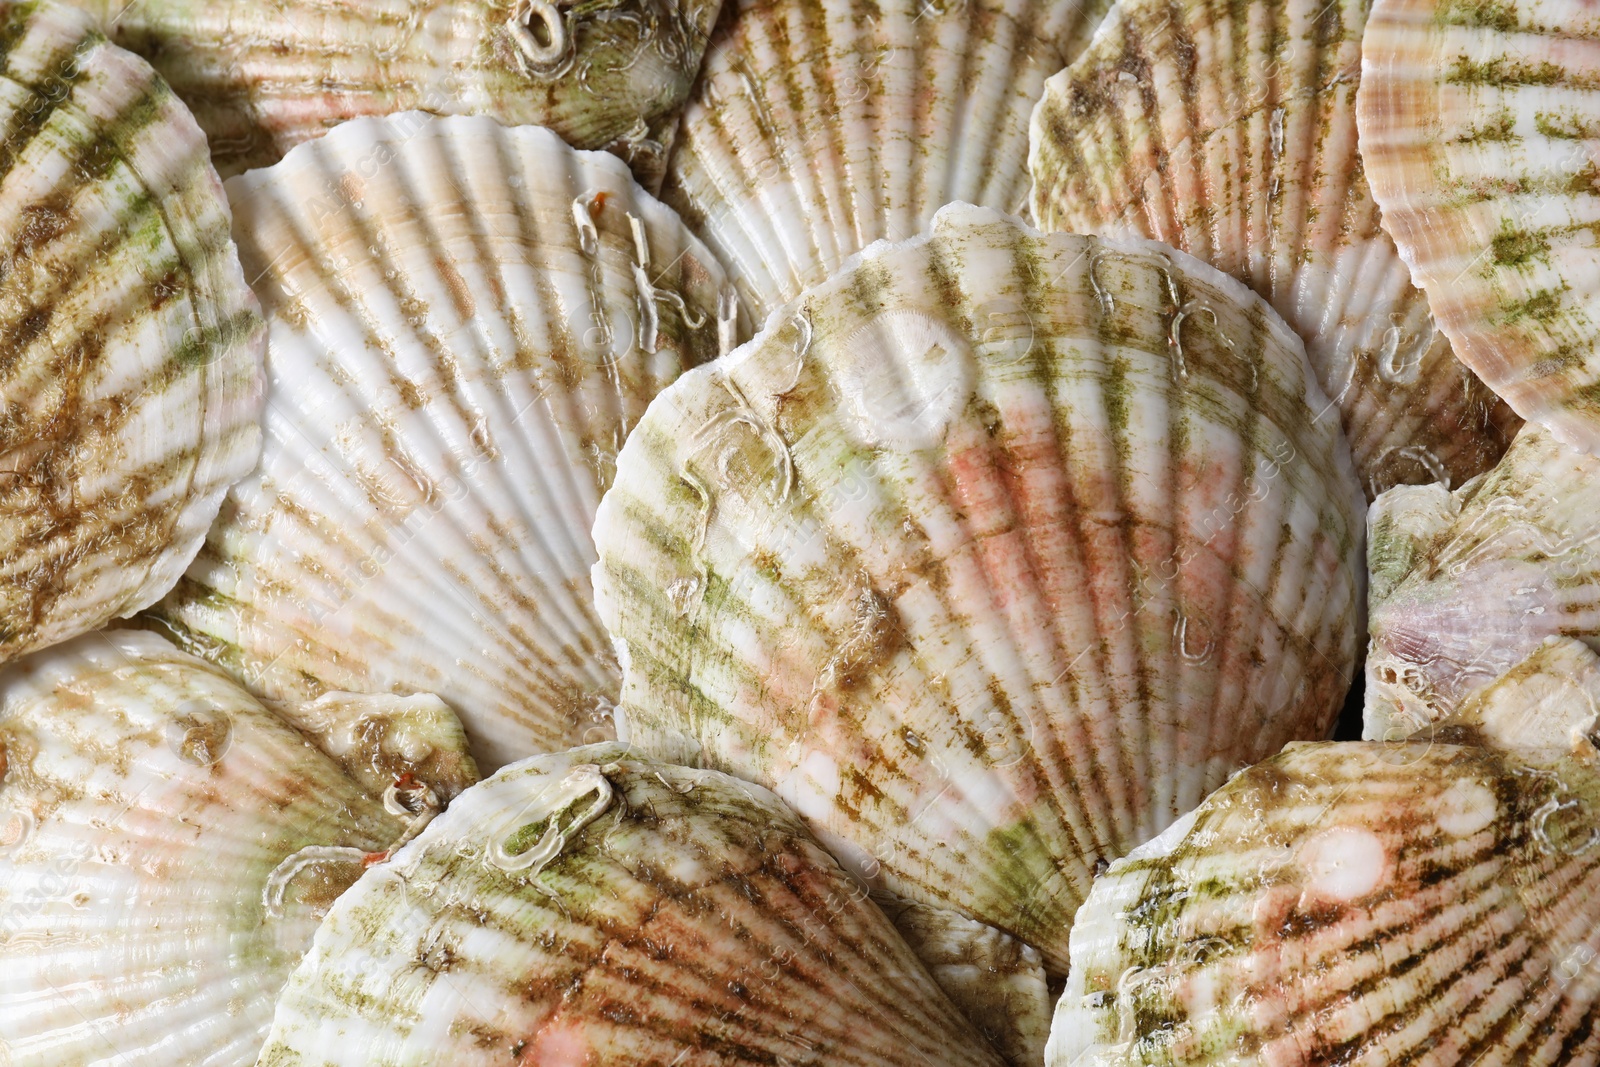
top-left (0, 0), bottom-right (264, 667)
top-left (257, 745), bottom-right (1007, 1066)
top-left (1028, 0), bottom-right (1520, 499)
top-left (1358, 0), bottom-right (1600, 456)
top-left (661, 0), bottom-right (1113, 325)
top-left (67, 0), bottom-right (724, 183)
top-left (1364, 420), bottom-right (1600, 739)
top-left (146, 113), bottom-right (729, 769)
top-left (0, 630), bottom-right (405, 1067)
top-left (1049, 637), bottom-right (1600, 1066)
top-left (591, 203), bottom-right (1364, 975)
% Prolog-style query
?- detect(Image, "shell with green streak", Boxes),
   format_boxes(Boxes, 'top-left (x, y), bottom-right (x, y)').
top-left (65, 0), bottom-right (724, 184)
top-left (1049, 635), bottom-right (1600, 1065)
top-left (0, 630), bottom-right (407, 1067)
top-left (590, 203), bottom-right (1365, 976)
top-left (1028, 0), bottom-right (1519, 499)
top-left (0, 0), bottom-right (265, 669)
top-left (257, 745), bottom-right (1006, 1066)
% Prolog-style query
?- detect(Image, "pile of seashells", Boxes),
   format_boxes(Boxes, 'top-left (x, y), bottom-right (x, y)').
top-left (3, 0), bottom-right (1600, 1061)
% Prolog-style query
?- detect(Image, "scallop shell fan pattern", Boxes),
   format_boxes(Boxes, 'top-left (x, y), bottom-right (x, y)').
top-left (0, 0), bottom-right (265, 667)
top-left (660, 0), bottom-right (1114, 324)
top-left (64, 0), bottom-right (725, 183)
top-left (257, 746), bottom-right (1008, 1067)
top-left (1028, 0), bottom-right (1519, 499)
top-left (0, 630), bottom-right (406, 1067)
top-left (592, 203), bottom-right (1365, 973)
top-left (1359, 0), bottom-right (1600, 456)
top-left (146, 113), bottom-right (729, 771)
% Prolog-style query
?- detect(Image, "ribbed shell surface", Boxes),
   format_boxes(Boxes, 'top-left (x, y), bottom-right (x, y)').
top-left (1048, 714), bottom-right (1600, 1064)
top-left (1358, 0), bottom-right (1600, 456)
top-left (1028, 0), bottom-right (1519, 500)
top-left (1365, 420), bottom-right (1600, 740)
top-left (146, 114), bottom-right (728, 770)
top-left (0, 630), bottom-right (404, 1067)
top-left (590, 204), bottom-right (1365, 973)
top-left (257, 745), bottom-right (1007, 1066)
top-left (66, 0), bottom-right (724, 183)
top-left (0, 0), bottom-right (265, 666)
top-left (660, 0), bottom-right (1112, 324)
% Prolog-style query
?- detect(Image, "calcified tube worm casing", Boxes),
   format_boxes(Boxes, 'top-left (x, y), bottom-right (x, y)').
top-left (592, 204), bottom-right (1365, 974)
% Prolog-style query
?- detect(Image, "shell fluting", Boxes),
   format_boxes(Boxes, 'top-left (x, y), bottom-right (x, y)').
top-left (256, 746), bottom-right (1007, 1066)
top-left (145, 113), bottom-right (729, 770)
top-left (1029, 0), bottom-right (1519, 499)
top-left (591, 204), bottom-right (1364, 973)
top-left (661, 0), bottom-right (1113, 324)
top-left (0, 630), bottom-right (404, 1067)
top-left (1358, 0), bottom-right (1600, 455)
top-left (0, 0), bottom-right (265, 666)
top-left (66, 0), bottom-right (723, 183)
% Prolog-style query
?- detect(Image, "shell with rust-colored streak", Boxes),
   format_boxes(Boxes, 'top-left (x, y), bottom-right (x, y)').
top-left (0, 630), bottom-right (407, 1067)
top-left (0, 0), bottom-right (264, 668)
top-left (145, 113), bottom-right (729, 770)
top-left (65, 0), bottom-right (722, 184)
top-left (591, 203), bottom-right (1364, 977)
top-left (256, 745), bottom-right (1008, 1067)
top-left (1049, 635), bottom-right (1600, 1065)
top-left (1028, 0), bottom-right (1518, 499)
top-left (1358, 0), bottom-right (1600, 456)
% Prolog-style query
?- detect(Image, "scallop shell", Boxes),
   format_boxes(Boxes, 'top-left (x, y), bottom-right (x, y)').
top-left (1364, 420), bottom-right (1600, 740)
top-left (66, 0), bottom-right (723, 183)
top-left (1028, 0), bottom-right (1519, 499)
top-left (0, 0), bottom-right (265, 666)
top-left (660, 0), bottom-right (1112, 324)
top-left (590, 203), bottom-right (1365, 974)
top-left (145, 113), bottom-right (729, 770)
top-left (1048, 636), bottom-right (1600, 1066)
top-left (256, 745), bottom-right (1007, 1066)
top-left (1358, 0), bottom-right (1600, 456)
top-left (0, 630), bottom-right (407, 1067)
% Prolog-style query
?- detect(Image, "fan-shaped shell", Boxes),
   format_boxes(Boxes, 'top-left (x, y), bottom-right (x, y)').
top-left (1357, 0), bottom-right (1600, 455)
top-left (590, 203), bottom-right (1364, 973)
top-left (1028, 0), bottom-right (1519, 499)
top-left (256, 744), bottom-right (1007, 1066)
top-left (145, 113), bottom-right (729, 770)
top-left (0, 0), bottom-right (265, 666)
top-left (1048, 636), bottom-right (1600, 1066)
top-left (1364, 420), bottom-right (1600, 740)
top-left (660, 0), bottom-right (1112, 325)
top-left (65, 0), bottom-right (722, 183)
top-left (0, 630), bottom-right (406, 1067)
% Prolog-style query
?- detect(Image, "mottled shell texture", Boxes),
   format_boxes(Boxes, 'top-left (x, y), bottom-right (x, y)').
top-left (258, 746), bottom-right (1006, 1066)
top-left (0, 0), bottom-right (264, 667)
top-left (592, 203), bottom-right (1365, 973)
top-left (1029, 0), bottom-right (1519, 498)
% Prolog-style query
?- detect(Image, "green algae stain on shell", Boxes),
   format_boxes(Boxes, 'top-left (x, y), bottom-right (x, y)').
top-left (64, 0), bottom-right (724, 185)
top-left (0, 0), bottom-right (265, 669)
top-left (591, 204), bottom-right (1365, 979)
top-left (257, 746), bottom-right (1007, 1067)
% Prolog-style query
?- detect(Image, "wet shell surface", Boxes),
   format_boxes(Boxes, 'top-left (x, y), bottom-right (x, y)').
top-left (1365, 420), bottom-right (1600, 740)
top-left (1358, 0), bottom-right (1600, 456)
top-left (1048, 636), bottom-right (1600, 1066)
top-left (66, 0), bottom-right (723, 183)
top-left (591, 203), bottom-right (1365, 974)
top-left (0, 0), bottom-right (265, 666)
top-left (661, 0), bottom-right (1112, 324)
top-left (146, 113), bottom-right (728, 770)
top-left (1028, 0), bottom-right (1519, 499)
top-left (0, 630), bottom-right (407, 1067)
top-left (256, 744), bottom-right (1007, 1066)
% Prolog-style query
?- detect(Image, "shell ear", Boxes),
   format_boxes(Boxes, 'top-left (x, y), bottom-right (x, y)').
top-left (1444, 636), bottom-right (1600, 763)
top-left (1367, 481), bottom-right (1460, 609)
